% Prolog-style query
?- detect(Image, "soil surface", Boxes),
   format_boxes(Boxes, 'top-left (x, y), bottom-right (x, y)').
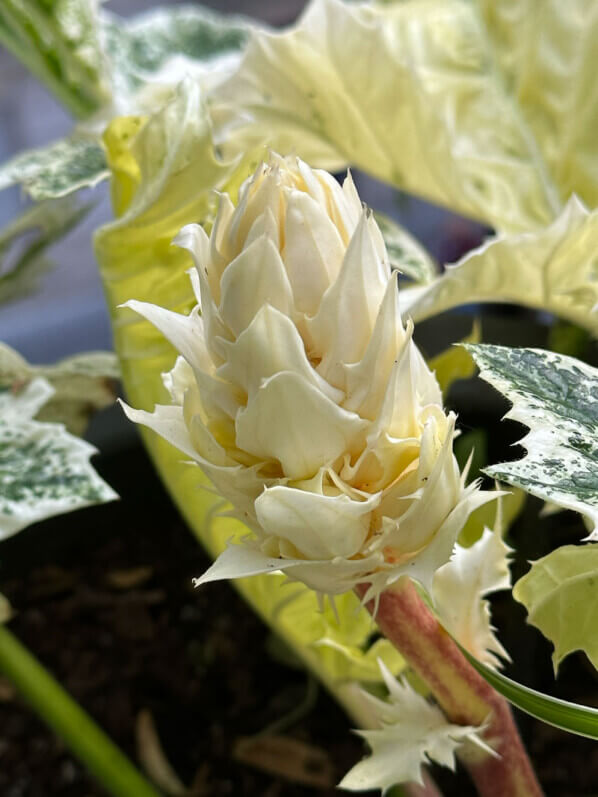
top-left (1, 430), bottom-right (597, 797)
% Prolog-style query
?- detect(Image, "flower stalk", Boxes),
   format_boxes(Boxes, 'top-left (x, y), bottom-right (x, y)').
top-left (0, 624), bottom-right (160, 797)
top-left (357, 579), bottom-right (543, 797)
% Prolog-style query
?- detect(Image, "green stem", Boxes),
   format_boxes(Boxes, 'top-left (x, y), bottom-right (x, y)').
top-left (0, 624), bottom-right (161, 797)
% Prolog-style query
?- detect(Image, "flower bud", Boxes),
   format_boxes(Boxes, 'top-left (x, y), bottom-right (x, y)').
top-left (122, 153), bottom-right (492, 600)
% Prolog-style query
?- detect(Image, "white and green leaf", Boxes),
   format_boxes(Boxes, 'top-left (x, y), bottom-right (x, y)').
top-left (0, 0), bottom-right (109, 118)
top-left (0, 4), bottom-right (250, 200)
top-left (513, 545), bottom-right (598, 673)
top-left (102, 4), bottom-right (248, 102)
top-left (467, 344), bottom-right (598, 534)
top-left (0, 344), bottom-right (119, 436)
top-left (0, 136), bottom-right (108, 201)
top-left (0, 378), bottom-right (117, 540)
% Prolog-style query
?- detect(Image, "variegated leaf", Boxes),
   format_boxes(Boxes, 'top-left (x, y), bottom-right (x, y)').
top-left (0, 378), bottom-right (117, 540)
top-left (102, 4), bottom-right (248, 101)
top-left (0, 137), bottom-right (108, 201)
top-left (467, 344), bottom-right (598, 535)
top-left (0, 0), bottom-right (109, 118)
top-left (0, 344), bottom-right (119, 436)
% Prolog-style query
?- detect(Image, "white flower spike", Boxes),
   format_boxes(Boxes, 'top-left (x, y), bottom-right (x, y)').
top-left (121, 153), bottom-right (493, 599)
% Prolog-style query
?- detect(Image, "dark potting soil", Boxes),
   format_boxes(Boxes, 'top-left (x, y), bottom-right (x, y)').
top-left (0, 432), bottom-right (597, 797)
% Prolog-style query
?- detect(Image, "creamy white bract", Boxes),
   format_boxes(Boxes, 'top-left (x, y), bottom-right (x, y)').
top-left (123, 154), bottom-right (491, 600)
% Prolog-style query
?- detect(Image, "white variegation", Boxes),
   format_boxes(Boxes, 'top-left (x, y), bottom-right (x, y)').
top-left (468, 344), bottom-right (598, 537)
top-left (0, 136), bottom-right (108, 201)
top-left (0, 376), bottom-right (117, 539)
top-left (0, 377), bottom-right (54, 422)
top-left (433, 522), bottom-right (512, 669)
top-left (101, 4), bottom-right (249, 116)
top-left (0, 4), bottom-right (250, 200)
top-left (339, 661), bottom-right (485, 792)
top-left (401, 198), bottom-right (598, 336)
top-left (122, 154), bottom-right (492, 600)
top-left (0, 343), bottom-right (119, 436)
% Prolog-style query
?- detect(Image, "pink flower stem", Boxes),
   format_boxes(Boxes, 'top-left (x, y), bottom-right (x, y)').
top-left (356, 578), bottom-right (543, 797)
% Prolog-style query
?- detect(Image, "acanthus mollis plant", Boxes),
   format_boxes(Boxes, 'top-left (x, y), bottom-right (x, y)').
top-left (3, 0), bottom-right (598, 793)
top-left (116, 151), bottom-right (541, 796)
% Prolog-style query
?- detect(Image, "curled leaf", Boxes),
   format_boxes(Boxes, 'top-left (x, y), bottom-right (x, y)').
top-left (402, 198), bottom-right (598, 335)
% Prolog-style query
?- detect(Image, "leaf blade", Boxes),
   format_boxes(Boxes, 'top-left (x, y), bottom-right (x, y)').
top-left (0, 379), bottom-right (117, 540)
top-left (401, 198), bottom-right (598, 335)
top-left (467, 343), bottom-right (598, 532)
top-left (513, 545), bottom-right (598, 672)
top-left (460, 645), bottom-right (598, 741)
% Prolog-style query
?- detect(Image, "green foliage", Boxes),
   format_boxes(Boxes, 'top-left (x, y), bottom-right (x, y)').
top-left (428, 322), bottom-right (480, 397)
top-left (462, 645), bottom-right (598, 741)
top-left (513, 545), bottom-right (598, 672)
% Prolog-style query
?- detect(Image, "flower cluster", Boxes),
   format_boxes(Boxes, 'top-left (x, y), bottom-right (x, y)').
top-left (123, 154), bottom-right (490, 600)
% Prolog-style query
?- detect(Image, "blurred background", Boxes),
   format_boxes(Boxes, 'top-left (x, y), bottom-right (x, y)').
top-left (0, 1), bottom-right (306, 364)
top-left (0, 0), bottom-right (485, 366)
